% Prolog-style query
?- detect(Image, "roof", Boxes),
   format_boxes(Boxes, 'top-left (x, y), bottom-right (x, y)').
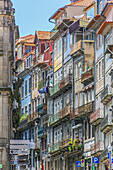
top-left (16, 35), bottom-right (35, 46)
top-left (36, 31), bottom-right (50, 40)
top-left (49, 0), bottom-right (95, 20)
top-left (67, 0), bottom-right (95, 7)
top-left (97, 21), bottom-right (113, 36)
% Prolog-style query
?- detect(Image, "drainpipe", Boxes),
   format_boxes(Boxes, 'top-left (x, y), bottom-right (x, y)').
top-left (93, 31), bottom-right (96, 112)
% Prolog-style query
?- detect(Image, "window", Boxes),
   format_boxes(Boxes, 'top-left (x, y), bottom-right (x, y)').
top-left (87, 7), bottom-right (94, 18)
top-left (60, 128), bottom-right (62, 140)
top-left (32, 101), bottom-right (34, 113)
top-left (99, 62), bottom-right (101, 79)
top-left (75, 94), bottom-right (78, 108)
top-left (79, 92), bottom-right (83, 106)
top-left (29, 77), bottom-right (31, 93)
top-left (64, 95), bottom-right (67, 107)
top-left (96, 64), bottom-right (98, 82)
top-left (85, 92), bottom-right (87, 104)
top-left (35, 99), bottom-right (37, 111)
top-left (25, 132), bottom-right (27, 140)
top-left (88, 91), bottom-right (91, 103)
top-left (25, 80), bottom-right (27, 96)
top-left (21, 85), bottom-right (24, 98)
top-left (55, 102), bottom-right (57, 114)
top-left (29, 104), bottom-right (31, 114)
top-left (55, 130), bottom-right (57, 143)
top-left (102, 59), bottom-right (104, 77)
top-left (32, 75), bottom-right (34, 90)
top-left (75, 64), bottom-right (78, 79)
top-left (35, 72), bottom-right (37, 88)
top-left (60, 98), bottom-right (62, 110)
top-left (64, 35), bottom-right (67, 51)
top-left (22, 108), bottom-right (24, 116)
top-left (29, 129), bottom-right (31, 140)
top-left (57, 101), bottom-right (59, 112)
top-left (85, 121), bottom-right (87, 140)
top-left (25, 106), bottom-right (27, 114)
top-left (27, 59), bottom-right (29, 67)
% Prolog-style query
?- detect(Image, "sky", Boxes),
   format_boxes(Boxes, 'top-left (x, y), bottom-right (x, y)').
top-left (12, 0), bottom-right (70, 37)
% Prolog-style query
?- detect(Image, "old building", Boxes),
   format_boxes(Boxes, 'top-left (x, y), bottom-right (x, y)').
top-left (0, 0), bottom-right (19, 169)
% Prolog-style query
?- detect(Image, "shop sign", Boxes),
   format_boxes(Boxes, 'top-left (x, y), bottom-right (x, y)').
top-left (0, 164), bottom-right (2, 169)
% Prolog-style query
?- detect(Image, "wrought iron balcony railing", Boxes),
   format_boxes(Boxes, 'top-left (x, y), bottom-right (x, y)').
top-left (90, 109), bottom-right (103, 125)
top-left (38, 80), bottom-right (44, 90)
top-left (60, 74), bottom-right (72, 90)
top-left (49, 83), bottom-right (60, 98)
top-left (49, 104), bottom-right (70, 126)
top-left (101, 114), bottom-right (113, 133)
top-left (49, 112), bottom-right (59, 125)
top-left (50, 142), bottom-right (60, 153)
top-left (81, 67), bottom-right (94, 85)
top-left (78, 101), bottom-right (94, 117)
top-left (59, 138), bottom-right (69, 149)
top-left (101, 84), bottom-right (112, 105)
top-left (36, 103), bottom-right (47, 115)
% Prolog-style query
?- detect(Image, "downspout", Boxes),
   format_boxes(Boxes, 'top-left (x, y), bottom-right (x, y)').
top-left (93, 31), bottom-right (96, 112)
top-left (61, 36), bottom-right (64, 170)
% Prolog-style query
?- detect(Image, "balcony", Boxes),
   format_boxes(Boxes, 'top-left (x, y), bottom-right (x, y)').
top-left (101, 147), bottom-right (108, 161)
top-left (90, 109), bottom-right (103, 126)
top-left (49, 105), bottom-right (70, 126)
top-left (101, 85), bottom-right (112, 105)
top-left (27, 113), bottom-right (33, 124)
top-left (49, 83), bottom-right (60, 98)
top-left (60, 74), bottom-right (72, 91)
top-left (81, 67), bottom-right (94, 85)
top-left (36, 103), bottom-right (47, 115)
top-left (50, 142), bottom-right (60, 153)
top-left (49, 112), bottom-right (59, 126)
top-left (38, 80), bottom-right (44, 90)
top-left (70, 108), bottom-right (78, 120)
top-left (38, 127), bottom-right (47, 138)
top-left (50, 27), bottom-right (59, 40)
top-left (42, 114), bottom-right (49, 126)
top-left (59, 104), bottom-right (71, 119)
top-left (70, 40), bottom-right (94, 56)
top-left (101, 115), bottom-right (113, 133)
top-left (18, 118), bottom-right (28, 131)
top-left (91, 141), bottom-right (104, 156)
top-left (60, 138), bottom-right (69, 150)
top-left (33, 112), bottom-right (40, 122)
top-left (78, 101), bottom-right (94, 117)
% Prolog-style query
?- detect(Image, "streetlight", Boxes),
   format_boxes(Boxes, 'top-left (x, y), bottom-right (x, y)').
top-left (108, 145), bottom-right (112, 170)
top-left (29, 139), bottom-right (35, 169)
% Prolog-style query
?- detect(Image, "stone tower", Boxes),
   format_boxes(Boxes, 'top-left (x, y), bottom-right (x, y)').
top-left (0, 0), bottom-right (15, 169)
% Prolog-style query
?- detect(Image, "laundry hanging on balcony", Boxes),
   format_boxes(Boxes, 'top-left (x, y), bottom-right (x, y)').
top-left (39, 86), bottom-right (48, 94)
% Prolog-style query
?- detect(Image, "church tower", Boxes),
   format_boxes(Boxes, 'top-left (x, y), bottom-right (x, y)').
top-left (0, 1), bottom-right (15, 169)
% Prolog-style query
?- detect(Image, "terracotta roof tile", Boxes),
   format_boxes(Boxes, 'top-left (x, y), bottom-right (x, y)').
top-left (16, 35), bottom-right (35, 45)
top-left (68, 0), bottom-right (95, 7)
top-left (36, 31), bottom-right (50, 40)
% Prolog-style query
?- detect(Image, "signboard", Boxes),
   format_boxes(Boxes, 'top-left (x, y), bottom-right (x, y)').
top-left (0, 164), bottom-right (2, 169)
top-left (81, 159), bottom-right (85, 167)
top-left (10, 149), bottom-right (29, 155)
top-left (93, 157), bottom-right (99, 164)
top-left (108, 153), bottom-right (110, 159)
top-left (76, 161), bottom-right (81, 167)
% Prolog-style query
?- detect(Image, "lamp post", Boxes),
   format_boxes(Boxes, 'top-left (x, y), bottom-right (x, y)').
top-left (29, 139), bottom-right (35, 169)
top-left (108, 145), bottom-right (112, 170)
